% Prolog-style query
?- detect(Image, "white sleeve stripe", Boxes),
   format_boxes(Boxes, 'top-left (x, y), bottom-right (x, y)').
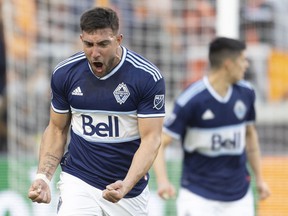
top-left (127, 51), bottom-right (161, 75)
top-left (137, 113), bottom-right (165, 118)
top-left (177, 81), bottom-right (206, 106)
top-left (237, 80), bottom-right (253, 90)
top-left (126, 58), bottom-right (159, 82)
top-left (163, 127), bottom-right (181, 140)
top-left (126, 52), bottom-right (162, 80)
top-left (53, 54), bottom-right (86, 74)
top-left (51, 103), bottom-right (69, 113)
top-left (54, 52), bottom-right (85, 68)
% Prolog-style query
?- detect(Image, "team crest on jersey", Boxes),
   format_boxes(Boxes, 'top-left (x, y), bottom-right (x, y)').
top-left (153, 95), bottom-right (165, 110)
top-left (233, 100), bottom-right (247, 120)
top-left (113, 82), bottom-right (130, 104)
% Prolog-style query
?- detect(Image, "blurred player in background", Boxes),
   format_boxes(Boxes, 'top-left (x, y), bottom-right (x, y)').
top-left (153, 37), bottom-right (270, 216)
top-left (28, 7), bottom-right (165, 216)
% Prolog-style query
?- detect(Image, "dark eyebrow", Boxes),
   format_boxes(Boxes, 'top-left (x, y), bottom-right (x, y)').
top-left (98, 40), bottom-right (111, 45)
top-left (82, 39), bottom-right (111, 46)
top-left (83, 40), bottom-right (93, 45)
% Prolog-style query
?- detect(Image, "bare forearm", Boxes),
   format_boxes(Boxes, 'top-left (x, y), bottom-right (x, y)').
top-left (153, 133), bottom-right (172, 184)
top-left (37, 126), bottom-right (67, 180)
top-left (247, 144), bottom-right (262, 181)
top-left (246, 127), bottom-right (263, 181)
top-left (153, 147), bottom-right (168, 184)
top-left (245, 124), bottom-right (271, 200)
top-left (123, 139), bottom-right (160, 193)
top-left (121, 117), bottom-right (163, 193)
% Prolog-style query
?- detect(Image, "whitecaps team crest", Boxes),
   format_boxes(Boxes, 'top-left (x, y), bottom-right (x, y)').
top-left (233, 100), bottom-right (247, 120)
top-left (113, 82), bottom-right (130, 104)
top-left (153, 95), bottom-right (165, 110)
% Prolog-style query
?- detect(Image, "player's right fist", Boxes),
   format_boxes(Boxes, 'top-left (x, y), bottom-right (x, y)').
top-left (28, 179), bottom-right (51, 204)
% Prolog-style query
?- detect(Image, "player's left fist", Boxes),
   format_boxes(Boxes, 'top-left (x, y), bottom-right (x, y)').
top-left (102, 180), bottom-right (126, 203)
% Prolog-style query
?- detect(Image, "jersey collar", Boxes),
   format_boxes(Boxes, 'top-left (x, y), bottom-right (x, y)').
top-left (88, 46), bottom-right (127, 80)
top-left (203, 76), bottom-right (232, 103)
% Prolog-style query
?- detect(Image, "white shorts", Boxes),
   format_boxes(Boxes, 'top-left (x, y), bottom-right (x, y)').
top-left (56, 172), bottom-right (150, 216)
top-left (176, 187), bottom-right (255, 216)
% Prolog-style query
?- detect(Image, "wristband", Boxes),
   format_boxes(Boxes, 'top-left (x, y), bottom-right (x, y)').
top-left (35, 173), bottom-right (51, 185)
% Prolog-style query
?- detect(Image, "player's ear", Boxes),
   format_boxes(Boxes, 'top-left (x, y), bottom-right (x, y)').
top-left (223, 58), bottom-right (233, 71)
top-left (116, 34), bottom-right (123, 44)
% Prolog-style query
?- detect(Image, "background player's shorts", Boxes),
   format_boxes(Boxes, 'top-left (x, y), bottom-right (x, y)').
top-left (56, 172), bottom-right (150, 216)
top-left (176, 187), bottom-right (255, 216)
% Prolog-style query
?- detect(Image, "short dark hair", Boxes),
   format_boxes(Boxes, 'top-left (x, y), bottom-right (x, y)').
top-left (208, 37), bottom-right (246, 69)
top-left (80, 7), bottom-right (119, 34)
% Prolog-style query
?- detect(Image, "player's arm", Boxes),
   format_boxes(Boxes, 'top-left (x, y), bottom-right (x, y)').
top-left (103, 117), bottom-right (164, 203)
top-left (153, 132), bottom-right (176, 199)
top-left (125, 117), bottom-right (164, 190)
top-left (245, 124), bottom-right (270, 200)
top-left (28, 108), bottom-right (71, 203)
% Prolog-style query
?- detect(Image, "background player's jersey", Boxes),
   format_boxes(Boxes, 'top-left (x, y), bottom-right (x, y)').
top-left (164, 76), bottom-right (255, 201)
top-left (50, 46), bottom-right (165, 198)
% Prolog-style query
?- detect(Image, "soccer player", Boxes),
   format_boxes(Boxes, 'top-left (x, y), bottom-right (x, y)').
top-left (28, 7), bottom-right (165, 216)
top-left (153, 37), bottom-right (270, 216)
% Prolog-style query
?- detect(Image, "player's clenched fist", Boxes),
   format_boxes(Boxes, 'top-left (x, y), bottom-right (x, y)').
top-left (157, 181), bottom-right (176, 200)
top-left (28, 179), bottom-right (51, 203)
top-left (102, 180), bottom-right (127, 203)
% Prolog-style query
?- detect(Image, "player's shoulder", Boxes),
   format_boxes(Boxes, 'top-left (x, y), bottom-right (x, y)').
top-left (53, 51), bottom-right (86, 75)
top-left (176, 78), bottom-right (206, 107)
top-left (234, 80), bottom-right (255, 94)
top-left (124, 48), bottom-right (163, 82)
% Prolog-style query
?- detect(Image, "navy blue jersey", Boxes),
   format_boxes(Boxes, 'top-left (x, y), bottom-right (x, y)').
top-left (164, 76), bottom-right (255, 201)
top-left (50, 47), bottom-right (165, 198)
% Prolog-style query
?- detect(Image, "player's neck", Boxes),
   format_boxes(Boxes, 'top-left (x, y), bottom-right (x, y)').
top-left (113, 46), bottom-right (123, 66)
top-left (207, 72), bottom-right (231, 97)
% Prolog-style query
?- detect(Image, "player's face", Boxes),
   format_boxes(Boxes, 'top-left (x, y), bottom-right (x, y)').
top-left (229, 51), bottom-right (249, 83)
top-left (80, 28), bottom-right (122, 77)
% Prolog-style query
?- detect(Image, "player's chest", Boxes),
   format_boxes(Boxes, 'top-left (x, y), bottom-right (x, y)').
top-left (67, 76), bottom-right (139, 111)
top-left (194, 96), bottom-right (250, 127)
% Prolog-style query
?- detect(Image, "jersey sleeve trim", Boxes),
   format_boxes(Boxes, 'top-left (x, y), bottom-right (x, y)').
top-left (236, 80), bottom-right (254, 90)
top-left (51, 103), bottom-right (70, 114)
top-left (137, 113), bottom-right (165, 118)
top-left (163, 127), bottom-right (181, 140)
top-left (246, 120), bottom-right (255, 125)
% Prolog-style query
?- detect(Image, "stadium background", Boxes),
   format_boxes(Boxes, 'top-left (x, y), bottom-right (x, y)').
top-left (0, 0), bottom-right (287, 215)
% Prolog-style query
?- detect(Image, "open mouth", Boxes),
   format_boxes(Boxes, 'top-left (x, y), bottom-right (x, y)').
top-left (93, 62), bottom-right (103, 68)
top-left (93, 62), bottom-right (104, 72)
